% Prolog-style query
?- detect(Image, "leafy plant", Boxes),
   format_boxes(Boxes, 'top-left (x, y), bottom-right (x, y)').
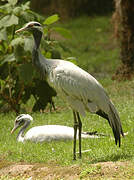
top-left (0, 0), bottom-right (72, 113)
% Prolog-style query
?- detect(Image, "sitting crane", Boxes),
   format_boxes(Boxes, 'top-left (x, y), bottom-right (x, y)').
top-left (15, 21), bottom-right (124, 160)
top-left (11, 114), bottom-right (101, 142)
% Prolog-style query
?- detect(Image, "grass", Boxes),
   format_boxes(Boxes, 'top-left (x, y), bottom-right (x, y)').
top-left (59, 16), bottom-right (119, 75)
top-left (0, 16), bottom-right (134, 179)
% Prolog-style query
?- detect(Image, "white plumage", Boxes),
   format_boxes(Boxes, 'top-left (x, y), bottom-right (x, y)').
top-left (11, 114), bottom-right (99, 143)
top-left (15, 22), bottom-right (124, 160)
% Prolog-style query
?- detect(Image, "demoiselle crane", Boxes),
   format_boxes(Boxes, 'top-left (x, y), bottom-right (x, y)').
top-left (11, 114), bottom-right (101, 142)
top-left (15, 22), bottom-right (124, 160)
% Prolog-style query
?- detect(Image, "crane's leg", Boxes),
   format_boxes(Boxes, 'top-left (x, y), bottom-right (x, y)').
top-left (73, 111), bottom-right (78, 160)
top-left (77, 112), bottom-right (82, 159)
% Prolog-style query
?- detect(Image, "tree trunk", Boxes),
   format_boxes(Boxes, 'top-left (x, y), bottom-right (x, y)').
top-left (112, 0), bottom-right (134, 80)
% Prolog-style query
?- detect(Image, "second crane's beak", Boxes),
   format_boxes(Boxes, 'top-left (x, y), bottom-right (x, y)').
top-left (11, 124), bottom-right (20, 134)
top-left (15, 27), bottom-right (26, 33)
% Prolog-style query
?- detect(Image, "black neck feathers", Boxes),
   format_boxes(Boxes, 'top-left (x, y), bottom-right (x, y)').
top-left (32, 30), bottom-right (46, 76)
top-left (17, 120), bottom-right (30, 140)
top-left (33, 30), bottom-right (42, 50)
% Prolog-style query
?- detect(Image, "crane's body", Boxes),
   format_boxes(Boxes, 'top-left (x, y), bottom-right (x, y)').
top-left (11, 114), bottom-right (100, 143)
top-left (15, 22), bottom-right (124, 160)
top-left (34, 49), bottom-right (115, 118)
top-left (39, 56), bottom-right (110, 117)
top-left (22, 125), bottom-right (99, 142)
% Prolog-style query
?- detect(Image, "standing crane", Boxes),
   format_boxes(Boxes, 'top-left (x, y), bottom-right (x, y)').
top-left (15, 21), bottom-right (124, 160)
top-left (11, 114), bottom-right (101, 143)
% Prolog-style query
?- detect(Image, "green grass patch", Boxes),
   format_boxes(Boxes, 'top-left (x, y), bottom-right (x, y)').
top-left (59, 16), bottom-right (119, 75)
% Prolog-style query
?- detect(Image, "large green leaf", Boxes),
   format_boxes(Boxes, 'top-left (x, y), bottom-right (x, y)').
top-left (14, 45), bottom-right (25, 60)
top-left (8, 0), bottom-right (18, 6)
top-left (43, 14), bottom-right (59, 25)
top-left (1, 53), bottom-right (15, 65)
top-left (11, 38), bottom-right (25, 60)
top-left (0, 14), bottom-right (18, 28)
top-left (11, 37), bottom-right (24, 46)
top-left (13, 7), bottom-right (22, 16)
top-left (21, 1), bottom-right (30, 11)
top-left (24, 37), bottom-right (34, 52)
top-left (0, 4), bottom-right (12, 14)
top-left (0, 28), bottom-right (7, 41)
top-left (52, 27), bottom-right (72, 39)
top-left (18, 63), bottom-right (34, 83)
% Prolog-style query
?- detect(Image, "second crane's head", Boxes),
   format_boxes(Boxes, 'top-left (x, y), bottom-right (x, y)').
top-left (15, 21), bottom-right (42, 34)
top-left (11, 114), bottom-right (33, 134)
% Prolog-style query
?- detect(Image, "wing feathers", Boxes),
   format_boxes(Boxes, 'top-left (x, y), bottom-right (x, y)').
top-left (96, 103), bottom-right (124, 147)
top-left (108, 102), bottom-right (124, 146)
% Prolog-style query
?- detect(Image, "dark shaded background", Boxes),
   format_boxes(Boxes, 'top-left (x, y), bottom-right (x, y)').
top-left (30, 0), bottom-right (114, 19)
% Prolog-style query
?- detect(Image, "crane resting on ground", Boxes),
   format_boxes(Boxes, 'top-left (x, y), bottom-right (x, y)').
top-left (15, 21), bottom-right (124, 160)
top-left (11, 114), bottom-right (103, 143)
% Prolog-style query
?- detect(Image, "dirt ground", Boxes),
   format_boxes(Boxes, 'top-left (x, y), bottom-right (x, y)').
top-left (0, 160), bottom-right (134, 179)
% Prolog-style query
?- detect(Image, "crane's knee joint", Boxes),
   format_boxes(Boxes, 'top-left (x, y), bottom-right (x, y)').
top-left (74, 122), bottom-right (79, 127)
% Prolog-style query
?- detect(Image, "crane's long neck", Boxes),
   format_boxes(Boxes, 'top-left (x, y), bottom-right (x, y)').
top-left (17, 120), bottom-right (30, 142)
top-left (33, 30), bottom-right (42, 50)
top-left (32, 30), bottom-right (47, 76)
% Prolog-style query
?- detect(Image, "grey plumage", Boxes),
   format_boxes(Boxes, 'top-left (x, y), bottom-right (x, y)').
top-left (15, 21), bottom-right (124, 160)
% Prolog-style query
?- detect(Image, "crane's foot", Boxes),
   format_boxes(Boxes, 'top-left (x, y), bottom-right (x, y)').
top-left (79, 153), bottom-right (82, 159)
top-left (75, 151), bottom-right (82, 159)
top-left (73, 154), bottom-right (82, 160)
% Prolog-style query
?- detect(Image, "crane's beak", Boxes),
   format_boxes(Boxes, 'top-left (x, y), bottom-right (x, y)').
top-left (15, 27), bottom-right (26, 33)
top-left (11, 124), bottom-right (19, 134)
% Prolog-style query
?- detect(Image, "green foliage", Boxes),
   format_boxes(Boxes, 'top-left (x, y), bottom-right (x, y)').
top-left (80, 165), bottom-right (101, 179)
top-left (43, 14), bottom-right (59, 25)
top-left (52, 27), bottom-right (72, 39)
top-left (0, 1), bottom-right (71, 113)
top-left (59, 16), bottom-right (119, 75)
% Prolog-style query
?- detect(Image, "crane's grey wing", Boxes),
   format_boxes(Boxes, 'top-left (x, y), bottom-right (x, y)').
top-left (50, 61), bottom-right (109, 114)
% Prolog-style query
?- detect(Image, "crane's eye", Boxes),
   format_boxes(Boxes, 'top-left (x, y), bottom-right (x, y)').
top-left (16, 114), bottom-right (24, 119)
top-left (34, 23), bottom-right (41, 27)
top-left (15, 119), bottom-right (24, 125)
top-left (28, 24), bottom-right (34, 28)
top-left (28, 23), bottom-right (41, 28)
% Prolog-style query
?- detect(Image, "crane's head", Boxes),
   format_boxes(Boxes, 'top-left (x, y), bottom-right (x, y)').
top-left (11, 114), bottom-right (33, 134)
top-left (15, 21), bottom-right (42, 34)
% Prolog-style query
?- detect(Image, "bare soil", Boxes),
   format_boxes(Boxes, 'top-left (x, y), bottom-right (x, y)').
top-left (0, 160), bottom-right (134, 179)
